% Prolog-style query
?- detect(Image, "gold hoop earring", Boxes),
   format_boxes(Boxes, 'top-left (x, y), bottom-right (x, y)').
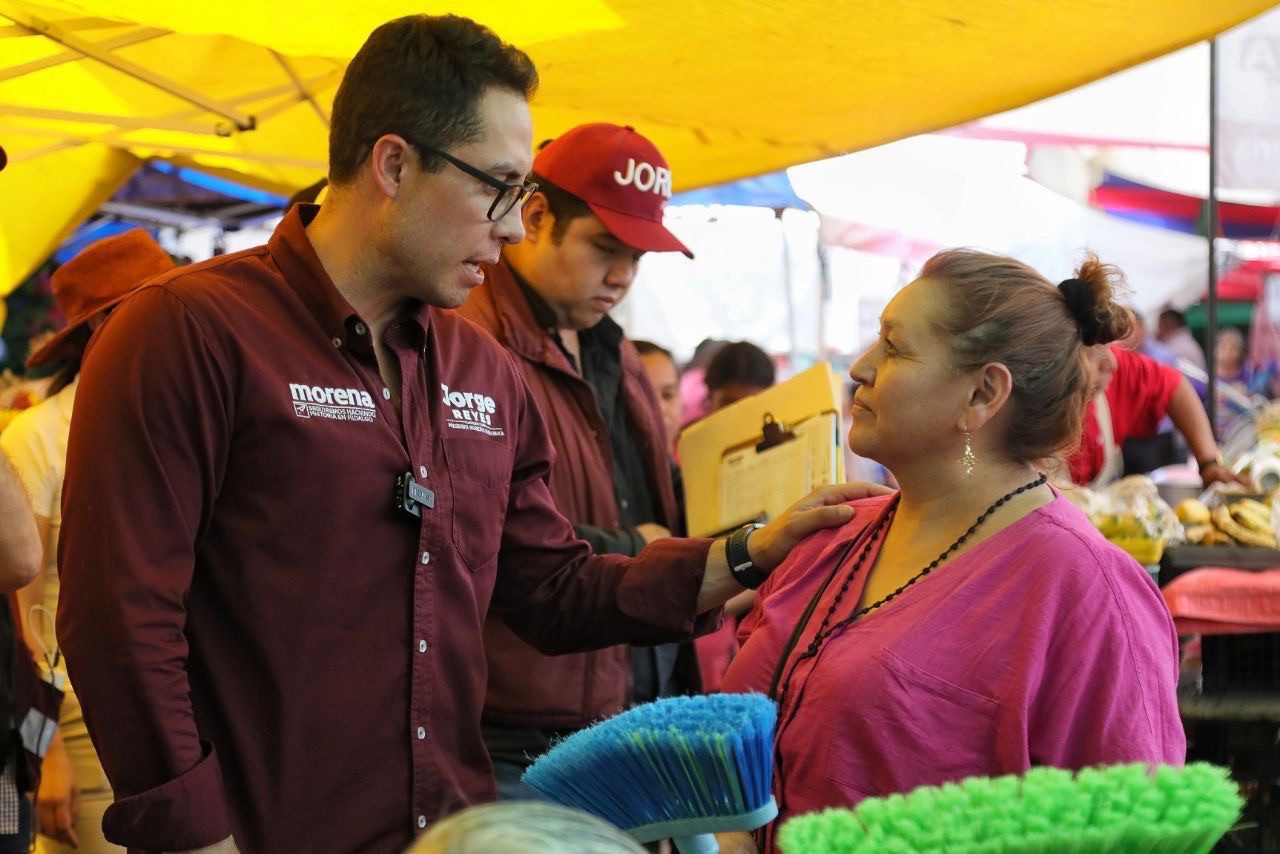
top-left (960, 432), bottom-right (978, 476)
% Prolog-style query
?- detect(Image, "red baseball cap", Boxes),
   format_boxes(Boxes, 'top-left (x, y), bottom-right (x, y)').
top-left (533, 123), bottom-right (693, 258)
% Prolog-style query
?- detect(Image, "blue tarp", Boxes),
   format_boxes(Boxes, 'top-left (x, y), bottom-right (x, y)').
top-left (669, 171), bottom-right (811, 210)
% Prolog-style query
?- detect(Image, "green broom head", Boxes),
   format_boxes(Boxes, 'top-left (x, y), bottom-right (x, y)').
top-left (522, 693), bottom-right (778, 848)
top-left (777, 762), bottom-right (1242, 854)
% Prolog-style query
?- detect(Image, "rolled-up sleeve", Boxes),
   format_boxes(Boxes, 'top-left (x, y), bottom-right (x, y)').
top-left (491, 371), bottom-right (719, 653)
top-left (58, 286), bottom-right (235, 850)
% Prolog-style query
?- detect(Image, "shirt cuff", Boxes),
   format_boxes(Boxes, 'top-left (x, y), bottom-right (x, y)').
top-left (103, 740), bottom-right (233, 852)
top-left (616, 537), bottom-right (715, 634)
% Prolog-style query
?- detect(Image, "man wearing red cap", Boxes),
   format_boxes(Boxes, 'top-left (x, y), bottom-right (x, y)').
top-left (53, 15), bottom-right (867, 854)
top-left (454, 123), bottom-right (700, 798)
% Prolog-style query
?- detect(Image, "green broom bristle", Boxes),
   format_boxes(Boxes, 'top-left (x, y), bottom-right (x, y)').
top-left (777, 763), bottom-right (1243, 854)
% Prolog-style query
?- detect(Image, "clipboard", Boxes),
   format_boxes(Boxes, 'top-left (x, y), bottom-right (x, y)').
top-left (679, 363), bottom-right (845, 538)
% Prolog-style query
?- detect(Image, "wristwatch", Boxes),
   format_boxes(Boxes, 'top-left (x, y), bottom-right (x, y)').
top-left (726, 522), bottom-right (768, 589)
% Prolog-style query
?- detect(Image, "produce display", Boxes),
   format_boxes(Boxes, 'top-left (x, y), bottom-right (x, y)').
top-left (1177, 496), bottom-right (1278, 549)
top-left (1083, 476), bottom-right (1183, 565)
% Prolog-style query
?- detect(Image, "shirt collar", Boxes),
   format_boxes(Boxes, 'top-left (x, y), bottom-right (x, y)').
top-left (268, 204), bottom-right (430, 356)
top-left (509, 266), bottom-right (561, 336)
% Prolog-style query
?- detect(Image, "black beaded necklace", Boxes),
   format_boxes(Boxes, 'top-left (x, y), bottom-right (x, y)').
top-left (767, 472), bottom-right (1048, 701)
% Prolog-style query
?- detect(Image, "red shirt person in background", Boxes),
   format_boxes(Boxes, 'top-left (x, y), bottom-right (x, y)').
top-left (1067, 344), bottom-right (1248, 489)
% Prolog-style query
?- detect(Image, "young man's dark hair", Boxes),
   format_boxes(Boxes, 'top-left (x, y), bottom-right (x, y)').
top-left (328, 14), bottom-right (538, 184)
top-left (286, 177), bottom-right (328, 210)
top-left (1158, 308), bottom-right (1187, 329)
top-left (528, 175), bottom-right (594, 244)
top-left (633, 339), bottom-right (675, 364)
top-left (705, 340), bottom-right (775, 392)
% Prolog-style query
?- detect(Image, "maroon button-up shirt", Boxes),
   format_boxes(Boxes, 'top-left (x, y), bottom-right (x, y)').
top-left (57, 206), bottom-right (714, 854)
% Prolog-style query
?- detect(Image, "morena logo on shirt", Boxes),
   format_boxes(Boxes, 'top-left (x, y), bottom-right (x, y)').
top-left (441, 383), bottom-right (504, 438)
top-left (288, 382), bottom-right (377, 423)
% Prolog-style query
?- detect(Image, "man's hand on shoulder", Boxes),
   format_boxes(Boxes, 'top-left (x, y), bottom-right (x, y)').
top-left (749, 481), bottom-right (893, 571)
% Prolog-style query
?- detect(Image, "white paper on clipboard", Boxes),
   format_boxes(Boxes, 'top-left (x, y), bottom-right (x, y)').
top-left (680, 363), bottom-right (845, 537)
top-left (717, 411), bottom-right (840, 531)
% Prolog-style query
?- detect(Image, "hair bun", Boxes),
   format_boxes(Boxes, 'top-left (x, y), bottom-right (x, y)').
top-left (1058, 278), bottom-right (1104, 345)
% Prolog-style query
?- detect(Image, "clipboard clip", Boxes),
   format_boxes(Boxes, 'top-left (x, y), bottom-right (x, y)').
top-left (755, 412), bottom-right (798, 454)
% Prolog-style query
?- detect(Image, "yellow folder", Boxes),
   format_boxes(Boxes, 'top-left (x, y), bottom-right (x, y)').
top-left (679, 363), bottom-right (845, 538)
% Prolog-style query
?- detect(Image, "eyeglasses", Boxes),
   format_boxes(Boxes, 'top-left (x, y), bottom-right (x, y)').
top-left (405, 138), bottom-right (538, 222)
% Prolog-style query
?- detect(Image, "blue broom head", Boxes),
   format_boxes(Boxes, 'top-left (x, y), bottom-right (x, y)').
top-left (522, 693), bottom-right (777, 842)
top-left (777, 762), bottom-right (1244, 854)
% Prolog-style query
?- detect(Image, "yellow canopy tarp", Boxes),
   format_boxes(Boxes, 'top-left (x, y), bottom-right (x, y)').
top-left (1, 0), bottom-right (1275, 295)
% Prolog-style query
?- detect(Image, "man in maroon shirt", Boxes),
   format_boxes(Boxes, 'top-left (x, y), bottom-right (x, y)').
top-left (55, 14), bottom-right (868, 854)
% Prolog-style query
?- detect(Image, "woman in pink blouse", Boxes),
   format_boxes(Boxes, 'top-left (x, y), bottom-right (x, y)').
top-left (719, 249), bottom-right (1185, 853)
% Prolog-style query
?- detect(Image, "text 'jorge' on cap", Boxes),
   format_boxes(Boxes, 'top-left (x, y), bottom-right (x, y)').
top-left (532, 123), bottom-right (693, 259)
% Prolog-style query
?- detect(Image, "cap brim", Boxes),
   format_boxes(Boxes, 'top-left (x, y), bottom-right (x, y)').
top-left (589, 204), bottom-right (694, 259)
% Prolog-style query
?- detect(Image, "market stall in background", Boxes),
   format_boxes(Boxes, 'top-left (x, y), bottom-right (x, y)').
top-left (6, 0), bottom-right (1280, 849)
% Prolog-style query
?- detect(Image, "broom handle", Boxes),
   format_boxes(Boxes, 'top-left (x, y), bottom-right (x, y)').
top-left (672, 833), bottom-right (718, 854)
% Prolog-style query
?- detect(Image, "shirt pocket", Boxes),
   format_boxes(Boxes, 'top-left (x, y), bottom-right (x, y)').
top-left (825, 645), bottom-right (999, 798)
top-left (443, 436), bottom-right (514, 573)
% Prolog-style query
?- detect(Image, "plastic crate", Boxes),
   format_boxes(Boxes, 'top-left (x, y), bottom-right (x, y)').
top-left (1202, 631), bottom-right (1280, 694)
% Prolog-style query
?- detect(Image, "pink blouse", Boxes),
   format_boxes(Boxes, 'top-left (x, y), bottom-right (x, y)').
top-left (723, 493), bottom-right (1185, 851)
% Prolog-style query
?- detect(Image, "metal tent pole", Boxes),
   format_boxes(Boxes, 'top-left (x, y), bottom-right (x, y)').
top-left (1207, 38), bottom-right (1220, 441)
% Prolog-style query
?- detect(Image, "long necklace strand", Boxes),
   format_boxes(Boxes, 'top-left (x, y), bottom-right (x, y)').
top-left (791, 472), bottom-right (1047, 677)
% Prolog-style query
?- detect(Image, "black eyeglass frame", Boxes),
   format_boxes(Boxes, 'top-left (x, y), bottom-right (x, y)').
top-left (389, 136), bottom-right (538, 222)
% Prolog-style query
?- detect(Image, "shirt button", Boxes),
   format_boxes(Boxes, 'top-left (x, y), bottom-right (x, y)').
top-left (354, 322), bottom-right (367, 336)
top-left (417, 726), bottom-right (426, 740)
top-left (620, 498), bottom-right (629, 510)
top-left (382, 388), bottom-right (391, 400)
top-left (417, 815), bottom-right (427, 830)
top-left (421, 551), bottom-right (431, 565)
top-left (418, 465), bottom-right (428, 478)
top-left (330, 337), bottom-right (342, 348)
top-left (418, 639), bottom-right (428, 653)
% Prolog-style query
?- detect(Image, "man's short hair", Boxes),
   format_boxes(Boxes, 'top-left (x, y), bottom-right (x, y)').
top-left (328, 15), bottom-right (538, 185)
top-left (530, 175), bottom-right (594, 244)
top-left (633, 339), bottom-right (675, 365)
top-left (705, 341), bottom-right (775, 391)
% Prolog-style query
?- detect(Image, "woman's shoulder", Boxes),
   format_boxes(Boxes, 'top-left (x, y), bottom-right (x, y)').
top-left (828, 493), bottom-right (897, 546)
top-left (1015, 495), bottom-right (1159, 600)
top-left (758, 492), bottom-right (896, 595)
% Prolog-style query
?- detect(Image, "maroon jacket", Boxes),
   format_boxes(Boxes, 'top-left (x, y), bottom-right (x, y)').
top-left (456, 259), bottom-right (680, 727)
top-left (57, 207), bottom-right (715, 853)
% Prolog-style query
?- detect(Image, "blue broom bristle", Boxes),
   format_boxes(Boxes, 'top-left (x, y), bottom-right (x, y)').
top-left (522, 693), bottom-right (776, 831)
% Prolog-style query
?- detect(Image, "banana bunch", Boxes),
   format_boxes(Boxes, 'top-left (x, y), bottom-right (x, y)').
top-left (1183, 498), bottom-right (1278, 548)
